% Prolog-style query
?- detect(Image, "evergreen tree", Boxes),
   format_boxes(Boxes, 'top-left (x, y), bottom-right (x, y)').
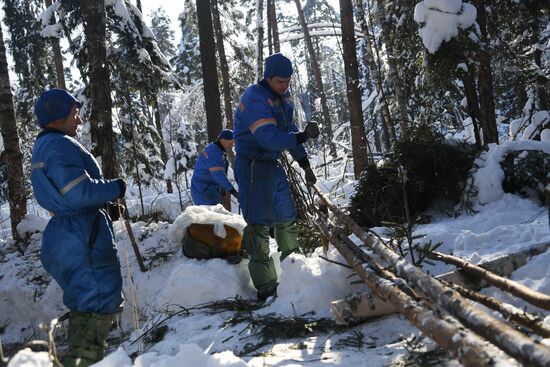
top-left (175, 1), bottom-right (202, 85)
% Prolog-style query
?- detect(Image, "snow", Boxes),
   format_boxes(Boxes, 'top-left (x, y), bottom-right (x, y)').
top-left (414, 0), bottom-right (477, 53)
top-left (2, 144), bottom-right (550, 366)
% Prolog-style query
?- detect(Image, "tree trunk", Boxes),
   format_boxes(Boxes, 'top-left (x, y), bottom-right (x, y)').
top-left (461, 70), bottom-right (482, 149)
top-left (376, 0), bottom-right (408, 136)
top-left (527, 3), bottom-right (548, 111)
top-left (211, 0), bottom-right (234, 129)
top-left (293, 0), bottom-right (336, 156)
top-left (44, 0), bottom-right (65, 89)
top-left (357, 0), bottom-right (395, 149)
top-left (196, 0), bottom-right (223, 142)
top-left (267, 0), bottom-right (280, 53)
top-left (151, 96), bottom-right (172, 193)
top-left (473, 0), bottom-right (498, 145)
top-left (0, 25), bottom-right (26, 242)
top-left (339, 0), bottom-right (369, 177)
top-left (255, 0), bottom-right (264, 82)
top-left (81, 0), bottom-right (118, 178)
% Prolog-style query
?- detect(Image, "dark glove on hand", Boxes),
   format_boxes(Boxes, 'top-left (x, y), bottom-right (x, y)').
top-left (107, 202), bottom-right (125, 221)
top-left (304, 122), bottom-right (320, 139)
top-left (116, 179), bottom-right (127, 199)
top-left (304, 167), bottom-right (317, 186)
top-left (230, 188), bottom-right (239, 198)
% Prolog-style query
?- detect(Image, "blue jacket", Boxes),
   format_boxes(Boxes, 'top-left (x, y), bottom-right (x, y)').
top-left (31, 129), bottom-right (123, 314)
top-left (234, 81), bottom-right (309, 225)
top-left (234, 81), bottom-right (308, 164)
top-left (191, 141), bottom-right (234, 205)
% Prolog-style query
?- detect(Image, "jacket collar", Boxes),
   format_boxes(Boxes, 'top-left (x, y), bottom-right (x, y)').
top-left (37, 127), bottom-right (66, 139)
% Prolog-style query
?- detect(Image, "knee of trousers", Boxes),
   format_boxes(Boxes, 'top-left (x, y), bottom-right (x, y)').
top-left (242, 224), bottom-right (271, 260)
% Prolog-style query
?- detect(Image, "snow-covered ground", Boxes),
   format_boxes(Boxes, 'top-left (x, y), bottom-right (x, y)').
top-left (1, 142), bottom-right (550, 366)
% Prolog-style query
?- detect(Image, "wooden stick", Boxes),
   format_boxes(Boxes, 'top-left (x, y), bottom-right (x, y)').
top-left (124, 219), bottom-right (147, 272)
top-left (313, 185), bottom-right (550, 367)
top-left (428, 250), bottom-right (550, 310)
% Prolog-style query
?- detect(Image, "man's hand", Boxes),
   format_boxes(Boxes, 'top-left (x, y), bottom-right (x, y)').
top-left (304, 167), bottom-right (317, 186)
top-left (116, 179), bottom-right (127, 199)
top-left (304, 122), bottom-right (320, 139)
top-left (107, 202), bottom-right (125, 221)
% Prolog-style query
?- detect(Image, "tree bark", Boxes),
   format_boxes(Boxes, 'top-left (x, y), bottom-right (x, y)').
top-left (376, 0), bottom-right (408, 136)
top-left (81, 0), bottom-right (118, 178)
top-left (44, 0), bottom-right (65, 89)
top-left (293, 0), bottom-right (336, 156)
top-left (0, 25), bottom-right (27, 242)
top-left (357, 0), bottom-right (395, 149)
top-left (267, 0), bottom-right (280, 53)
top-left (211, 0), bottom-right (234, 129)
top-left (461, 70), bottom-right (482, 149)
top-left (473, 0), bottom-right (498, 145)
top-left (339, 0), bottom-right (369, 177)
top-left (429, 250), bottom-right (550, 310)
top-left (196, 0), bottom-right (223, 142)
top-left (313, 186), bottom-right (550, 367)
top-left (255, 0), bottom-right (264, 83)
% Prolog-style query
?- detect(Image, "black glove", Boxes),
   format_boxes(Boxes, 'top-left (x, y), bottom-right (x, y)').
top-left (304, 122), bottom-right (320, 139)
top-left (230, 188), bottom-right (239, 198)
top-left (116, 179), bottom-right (127, 199)
top-left (304, 167), bottom-right (317, 186)
top-left (107, 202), bottom-right (125, 221)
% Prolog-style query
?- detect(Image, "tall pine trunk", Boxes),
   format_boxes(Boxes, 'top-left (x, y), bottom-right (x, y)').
top-left (255, 0), bottom-right (264, 82)
top-left (0, 25), bottom-right (27, 242)
top-left (196, 0), bottom-right (223, 142)
top-left (267, 0), bottom-right (280, 54)
top-left (211, 0), bottom-right (234, 129)
top-left (44, 0), bottom-right (65, 89)
top-left (473, 0), bottom-right (498, 145)
top-left (358, 0), bottom-right (395, 149)
top-left (461, 69), bottom-right (482, 149)
top-left (376, 0), bottom-right (408, 136)
top-left (339, 0), bottom-right (369, 177)
top-left (81, 0), bottom-right (118, 178)
top-left (293, 0), bottom-right (336, 156)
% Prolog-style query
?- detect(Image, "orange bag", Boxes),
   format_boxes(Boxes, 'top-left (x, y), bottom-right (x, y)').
top-left (187, 223), bottom-right (242, 256)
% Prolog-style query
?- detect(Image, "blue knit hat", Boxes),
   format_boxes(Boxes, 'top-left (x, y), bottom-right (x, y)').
top-left (263, 53), bottom-right (293, 80)
top-left (218, 129), bottom-right (233, 140)
top-left (34, 89), bottom-right (82, 128)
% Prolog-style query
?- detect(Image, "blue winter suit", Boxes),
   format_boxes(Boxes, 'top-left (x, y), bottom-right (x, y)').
top-left (31, 129), bottom-right (124, 315)
top-left (191, 141), bottom-right (235, 205)
top-left (234, 79), bottom-right (311, 297)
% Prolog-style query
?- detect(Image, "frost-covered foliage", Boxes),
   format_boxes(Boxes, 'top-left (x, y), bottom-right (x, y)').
top-left (174, 0), bottom-right (201, 85)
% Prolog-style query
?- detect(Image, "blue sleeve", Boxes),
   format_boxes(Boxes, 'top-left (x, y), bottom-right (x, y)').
top-left (204, 145), bottom-right (234, 191)
top-left (242, 93), bottom-right (301, 152)
top-left (45, 142), bottom-right (121, 209)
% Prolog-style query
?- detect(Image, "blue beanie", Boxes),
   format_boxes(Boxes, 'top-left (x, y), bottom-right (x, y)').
top-left (218, 129), bottom-right (233, 140)
top-left (263, 53), bottom-right (293, 80)
top-left (34, 89), bottom-right (82, 128)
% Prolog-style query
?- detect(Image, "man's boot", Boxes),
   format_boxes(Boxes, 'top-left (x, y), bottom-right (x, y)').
top-left (63, 311), bottom-right (114, 367)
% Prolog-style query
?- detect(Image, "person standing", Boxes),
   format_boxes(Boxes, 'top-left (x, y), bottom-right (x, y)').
top-left (191, 129), bottom-right (238, 205)
top-left (234, 53), bottom-right (319, 300)
top-left (31, 89), bottom-right (126, 367)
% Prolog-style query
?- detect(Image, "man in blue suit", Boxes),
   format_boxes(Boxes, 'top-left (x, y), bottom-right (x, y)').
top-left (31, 89), bottom-right (126, 367)
top-left (191, 129), bottom-right (238, 205)
top-left (234, 53), bottom-right (319, 300)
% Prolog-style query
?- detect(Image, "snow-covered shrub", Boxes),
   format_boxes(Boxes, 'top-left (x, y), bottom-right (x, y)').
top-left (501, 150), bottom-right (550, 203)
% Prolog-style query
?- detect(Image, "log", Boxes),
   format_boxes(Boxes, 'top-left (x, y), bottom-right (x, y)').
top-left (331, 241), bottom-right (550, 324)
top-left (313, 186), bottom-right (550, 367)
top-left (428, 250), bottom-right (550, 310)
top-left (445, 281), bottom-right (550, 338)
top-left (317, 220), bottom-right (513, 367)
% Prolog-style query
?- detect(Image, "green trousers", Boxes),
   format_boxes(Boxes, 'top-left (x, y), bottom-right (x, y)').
top-left (62, 311), bottom-right (114, 367)
top-left (242, 220), bottom-right (301, 294)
